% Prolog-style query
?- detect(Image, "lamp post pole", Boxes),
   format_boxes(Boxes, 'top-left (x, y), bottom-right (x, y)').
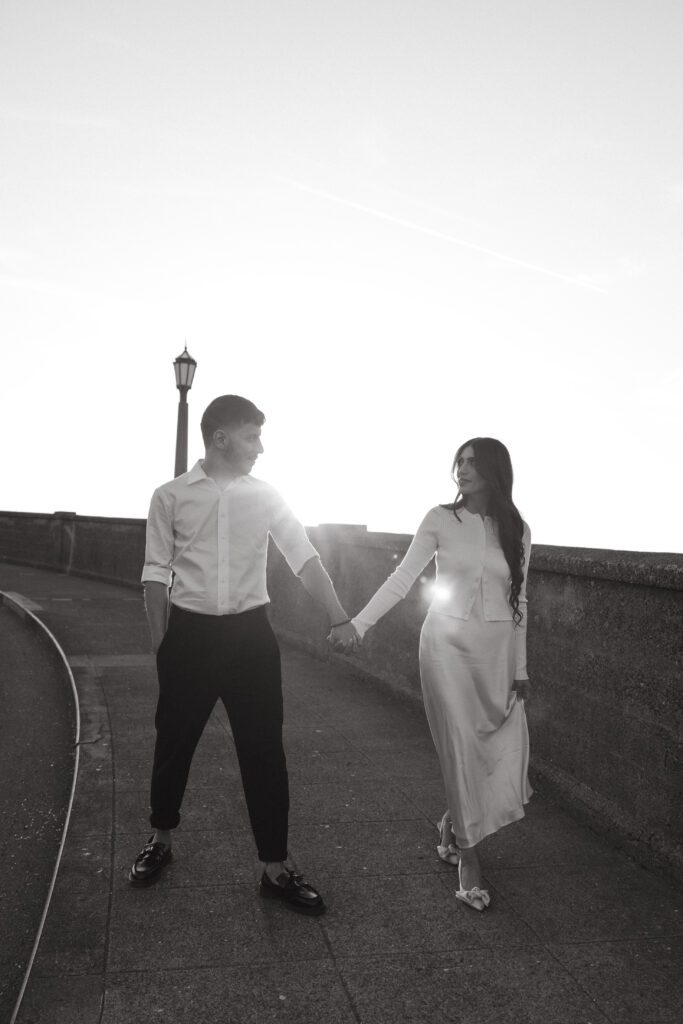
top-left (173, 345), bottom-right (197, 477)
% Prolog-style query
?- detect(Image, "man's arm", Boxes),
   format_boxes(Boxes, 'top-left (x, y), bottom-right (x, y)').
top-left (143, 581), bottom-right (170, 653)
top-left (298, 557), bottom-right (358, 649)
top-left (268, 493), bottom-right (358, 650)
top-left (141, 487), bottom-right (174, 652)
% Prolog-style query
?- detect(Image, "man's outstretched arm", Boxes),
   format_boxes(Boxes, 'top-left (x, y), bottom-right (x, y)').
top-left (298, 557), bottom-right (359, 649)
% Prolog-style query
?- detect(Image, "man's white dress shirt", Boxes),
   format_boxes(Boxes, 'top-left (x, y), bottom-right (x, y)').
top-left (141, 461), bottom-right (319, 616)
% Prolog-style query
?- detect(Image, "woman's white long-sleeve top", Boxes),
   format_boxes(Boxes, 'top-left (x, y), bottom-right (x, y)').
top-left (351, 506), bottom-right (531, 679)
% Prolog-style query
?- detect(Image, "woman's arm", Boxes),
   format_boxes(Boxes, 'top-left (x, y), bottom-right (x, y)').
top-left (512, 522), bottom-right (532, 694)
top-left (351, 509), bottom-right (439, 639)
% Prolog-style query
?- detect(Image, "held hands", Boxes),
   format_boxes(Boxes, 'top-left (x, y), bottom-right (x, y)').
top-left (328, 620), bottom-right (361, 655)
top-left (512, 678), bottom-right (531, 703)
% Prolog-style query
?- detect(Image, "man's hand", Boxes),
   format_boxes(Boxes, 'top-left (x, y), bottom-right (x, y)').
top-left (512, 678), bottom-right (531, 702)
top-left (151, 632), bottom-right (166, 655)
top-left (328, 621), bottom-right (360, 654)
top-left (144, 582), bottom-right (170, 655)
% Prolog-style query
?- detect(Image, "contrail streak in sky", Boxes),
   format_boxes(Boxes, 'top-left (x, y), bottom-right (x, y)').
top-left (278, 177), bottom-right (607, 294)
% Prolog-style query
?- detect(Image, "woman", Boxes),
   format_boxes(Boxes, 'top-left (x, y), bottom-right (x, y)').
top-left (350, 437), bottom-right (532, 911)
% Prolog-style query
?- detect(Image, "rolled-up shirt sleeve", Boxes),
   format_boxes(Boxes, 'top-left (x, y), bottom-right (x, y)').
top-left (141, 488), bottom-right (174, 586)
top-left (269, 493), bottom-right (319, 575)
top-left (514, 523), bottom-right (531, 679)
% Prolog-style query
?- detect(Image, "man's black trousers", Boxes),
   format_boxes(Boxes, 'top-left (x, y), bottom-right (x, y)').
top-left (150, 603), bottom-right (289, 863)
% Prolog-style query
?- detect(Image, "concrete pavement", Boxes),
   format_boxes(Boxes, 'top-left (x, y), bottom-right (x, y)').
top-left (0, 563), bottom-right (681, 1024)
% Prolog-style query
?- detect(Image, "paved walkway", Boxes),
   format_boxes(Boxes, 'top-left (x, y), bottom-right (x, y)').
top-left (1, 564), bottom-right (681, 1024)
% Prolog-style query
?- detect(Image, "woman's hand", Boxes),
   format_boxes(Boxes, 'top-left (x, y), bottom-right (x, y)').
top-left (512, 678), bottom-right (531, 702)
top-left (328, 621), bottom-right (360, 654)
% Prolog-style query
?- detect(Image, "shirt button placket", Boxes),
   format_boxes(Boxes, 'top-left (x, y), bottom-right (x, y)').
top-left (219, 495), bottom-right (229, 613)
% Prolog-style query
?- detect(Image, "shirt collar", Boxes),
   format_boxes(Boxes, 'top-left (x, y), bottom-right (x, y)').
top-left (185, 460), bottom-right (255, 487)
top-left (186, 460), bottom-right (209, 485)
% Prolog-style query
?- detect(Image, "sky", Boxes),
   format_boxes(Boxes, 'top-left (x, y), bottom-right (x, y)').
top-left (1, 0), bottom-right (681, 552)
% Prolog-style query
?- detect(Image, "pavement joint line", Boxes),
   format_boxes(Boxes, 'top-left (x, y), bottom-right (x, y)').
top-left (310, 922), bottom-right (363, 1024)
top-left (102, 955), bottom-right (344, 976)
top-left (329, 948), bottom-right (521, 962)
top-left (69, 654), bottom-right (156, 668)
top-left (1, 590), bottom-right (82, 1024)
top-left (532, 932), bottom-right (618, 1024)
top-left (463, 876), bottom-right (620, 1023)
top-left (543, 935), bottom-right (680, 947)
top-left (76, 725), bottom-right (106, 746)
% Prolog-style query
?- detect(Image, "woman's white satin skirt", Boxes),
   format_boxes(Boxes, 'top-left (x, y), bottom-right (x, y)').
top-left (419, 601), bottom-right (532, 849)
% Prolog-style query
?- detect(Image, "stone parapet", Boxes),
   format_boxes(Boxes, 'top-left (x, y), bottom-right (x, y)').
top-left (530, 544), bottom-right (683, 590)
top-left (0, 510), bottom-right (145, 586)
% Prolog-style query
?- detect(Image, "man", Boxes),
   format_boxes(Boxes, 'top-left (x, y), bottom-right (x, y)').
top-left (129, 395), bottom-right (358, 914)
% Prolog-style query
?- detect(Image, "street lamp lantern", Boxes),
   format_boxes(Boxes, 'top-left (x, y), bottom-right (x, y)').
top-left (173, 345), bottom-right (197, 391)
top-left (173, 345), bottom-right (197, 477)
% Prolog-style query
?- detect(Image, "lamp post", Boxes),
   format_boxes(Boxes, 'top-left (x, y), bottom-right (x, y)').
top-left (173, 345), bottom-right (197, 477)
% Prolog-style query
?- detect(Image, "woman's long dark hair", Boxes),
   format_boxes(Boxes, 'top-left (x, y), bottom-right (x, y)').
top-left (442, 437), bottom-right (526, 624)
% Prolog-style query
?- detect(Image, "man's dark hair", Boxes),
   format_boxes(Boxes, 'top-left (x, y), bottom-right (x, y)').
top-left (200, 395), bottom-right (265, 446)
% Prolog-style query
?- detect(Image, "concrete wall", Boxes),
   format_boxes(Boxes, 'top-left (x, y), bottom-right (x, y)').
top-left (526, 548), bottom-right (682, 881)
top-left (1, 510), bottom-right (681, 882)
top-left (0, 510), bottom-right (146, 587)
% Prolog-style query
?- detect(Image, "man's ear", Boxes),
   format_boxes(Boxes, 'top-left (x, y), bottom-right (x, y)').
top-left (213, 428), bottom-right (233, 452)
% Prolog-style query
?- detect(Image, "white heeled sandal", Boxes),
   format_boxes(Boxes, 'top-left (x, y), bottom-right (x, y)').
top-left (436, 812), bottom-right (460, 866)
top-left (455, 886), bottom-right (491, 911)
top-left (456, 860), bottom-right (491, 911)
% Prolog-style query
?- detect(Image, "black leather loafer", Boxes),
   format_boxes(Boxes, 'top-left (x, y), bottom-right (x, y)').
top-left (259, 869), bottom-right (325, 915)
top-left (129, 836), bottom-right (172, 885)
